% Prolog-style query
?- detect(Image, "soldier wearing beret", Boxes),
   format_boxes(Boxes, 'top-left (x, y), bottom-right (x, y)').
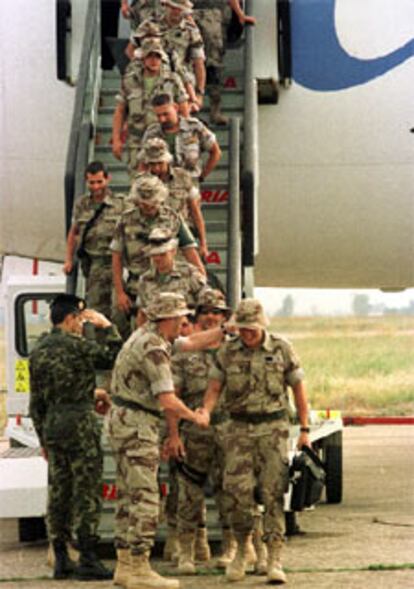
top-left (201, 298), bottom-right (311, 584)
top-left (29, 294), bottom-right (122, 580)
top-left (108, 292), bottom-right (223, 589)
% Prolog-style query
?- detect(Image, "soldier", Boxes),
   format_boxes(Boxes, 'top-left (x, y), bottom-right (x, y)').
top-left (111, 174), bottom-right (204, 337)
top-left (63, 161), bottom-right (125, 319)
top-left (29, 294), bottom-right (122, 580)
top-left (139, 138), bottom-right (208, 257)
top-left (107, 292), bottom-right (223, 589)
top-left (136, 228), bottom-right (209, 323)
top-left (142, 93), bottom-right (221, 184)
top-left (112, 38), bottom-right (189, 174)
top-left (166, 289), bottom-right (235, 574)
top-left (200, 298), bottom-right (311, 584)
top-left (192, 0), bottom-right (256, 124)
top-left (121, 0), bottom-right (162, 30)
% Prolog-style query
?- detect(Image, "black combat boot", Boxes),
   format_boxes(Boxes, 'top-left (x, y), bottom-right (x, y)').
top-left (52, 539), bottom-right (76, 579)
top-left (73, 535), bottom-right (113, 581)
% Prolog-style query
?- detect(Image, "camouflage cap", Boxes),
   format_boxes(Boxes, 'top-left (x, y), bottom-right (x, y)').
top-left (229, 298), bottom-right (269, 330)
top-left (131, 173), bottom-right (168, 205)
top-left (140, 138), bottom-right (173, 164)
top-left (141, 38), bottom-right (168, 61)
top-left (133, 20), bottom-right (162, 41)
top-left (196, 289), bottom-right (231, 317)
top-left (145, 292), bottom-right (190, 321)
top-left (163, 0), bottom-right (193, 12)
top-left (147, 227), bottom-right (178, 255)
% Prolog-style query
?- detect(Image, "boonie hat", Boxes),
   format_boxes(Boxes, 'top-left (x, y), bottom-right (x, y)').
top-left (196, 289), bottom-right (231, 318)
top-left (229, 298), bottom-right (269, 330)
top-left (133, 20), bottom-right (162, 42)
top-left (163, 0), bottom-right (193, 12)
top-left (141, 38), bottom-right (168, 61)
top-left (145, 292), bottom-right (190, 321)
top-left (140, 138), bottom-right (173, 164)
top-left (147, 227), bottom-right (178, 255)
top-left (131, 173), bottom-right (168, 205)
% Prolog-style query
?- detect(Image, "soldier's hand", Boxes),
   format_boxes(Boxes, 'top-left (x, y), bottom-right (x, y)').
top-left (41, 447), bottom-right (48, 461)
top-left (199, 243), bottom-right (209, 259)
top-left (190, 100), bottom-right (200, 114)
top-left (239, 14), bottom-right (257, 26)
top-left (112, 139), bottom-right (124, 160)
top-left (94, 388), bottom-right (111, 415)
top-left (163, 436), bottom-right (186, 460)
top-left (194, 407), bottom-right (210, 429)
top-left (121, 2), bottom-right (130, 18)
top-left (117, 291), bottom-right (133, 313)
top-left (297, 431), bottom-right (312, 450)
top-left (62, 260), bottom-right (73, 275)
top-left (81, 309), bottom-right (112, 328)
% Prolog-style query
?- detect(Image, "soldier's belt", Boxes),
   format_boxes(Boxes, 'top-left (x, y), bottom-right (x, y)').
top-left (176, 460), bottom-right (208, 487)
top-left (229, 409), bottom-right (286, 424)
top-left (112, 395), bottom-right (161, 419)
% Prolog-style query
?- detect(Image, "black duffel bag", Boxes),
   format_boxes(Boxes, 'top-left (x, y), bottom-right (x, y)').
top-left (290, 445), bottom-right (326, 511)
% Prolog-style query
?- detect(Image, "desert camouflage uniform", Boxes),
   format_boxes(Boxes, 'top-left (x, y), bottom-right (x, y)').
top-left (116, 63), bottom-right (188, 172)
top-left (210, 331), bottom-right (304, 542)
top-left (72, 190), bottom-right (125, 318)
top-left (142, 116), bottom-right (217, 180)
top-left (29, 324), bottom-right (122, 542)
top-left (107, 323), bottom-right (175, 552)
top-left (110, 203), bottom-right (196, 298)
top-left (128, 0), bottom-right (163, 30)
top-left (137, 260), bottom-right (208, 309)
top-left (193, 1), bottom-right (226, 69)
top-left (172, 347), bottom-right (232, 533)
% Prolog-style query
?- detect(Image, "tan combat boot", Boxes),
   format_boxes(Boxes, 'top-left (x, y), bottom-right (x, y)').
top-left (47, 541), bottom-right (79, 567)
top-left (209, 89), bottom-right (229, 126)
top-left (194, 526), bottom-right (211, 561)
top-left (267, 539), bottom-right (287, 584)
top-left (113, 548), bottom-right (132, 587)
top-left (225, 533), bottom-right (250, 582)
top-left (127, 552), bottom-right (180, 589)
top-left (253, 527), bottom-right (268, 575)
top-left (216, 528), bottom-right (237, 569)
top-left (163, 527), bottom-right (180, 564)
top-left (177, 531), bottom-right (196, 575)
top-left (245, 532), bottom-right (258, 571)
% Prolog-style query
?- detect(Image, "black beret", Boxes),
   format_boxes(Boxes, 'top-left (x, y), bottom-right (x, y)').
top-left (50, 294), bottom-right (86, 315)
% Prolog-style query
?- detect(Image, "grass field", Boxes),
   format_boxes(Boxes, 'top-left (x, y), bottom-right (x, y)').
top-left (0, 316), bottom-right (413, 437)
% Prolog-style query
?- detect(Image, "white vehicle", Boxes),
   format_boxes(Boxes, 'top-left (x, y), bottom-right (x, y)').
top-left (4, 0), bottom-right (412, 539)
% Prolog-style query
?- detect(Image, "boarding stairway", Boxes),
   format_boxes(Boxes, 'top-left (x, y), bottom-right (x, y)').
top-left (95, 57), bottom-right (245, 291)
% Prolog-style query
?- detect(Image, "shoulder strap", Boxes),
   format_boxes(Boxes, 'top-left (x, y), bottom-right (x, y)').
top-left (77, 202), bottom-right (107, 255)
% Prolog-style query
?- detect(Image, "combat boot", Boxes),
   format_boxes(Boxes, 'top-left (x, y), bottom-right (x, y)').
top-left (267, 539), bottom-right (287, 584)
top-left (253, 527), bottom-right (268, 575)
top-left (163, 526), bottom-right (180, 563)
top-left (127, 552), bottom-right (180, 589)
top-left (73, 535), bottom-right (112, 580)
top-left (177, 531), bottom-right (196, 574)
top-left (245, 532), bottom-right (258, 571)
top-left (113, 548), bottom-right (132, 587)
top-left (209, 89), bottom-right (228, 126)
top-left (194, 526), bottom-right (211, 561)
top-left (216, 528), bottom-right (237, 569)
top-left (225, 533), bottom-right (250, 582)
top-left (52, 539), bottom-right (76, 579)
top-left (48, 540), bottom-right (79, 567)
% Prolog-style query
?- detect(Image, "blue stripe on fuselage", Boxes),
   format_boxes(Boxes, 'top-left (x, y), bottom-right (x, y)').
top-left (291, 0), bottom-right (414, 91)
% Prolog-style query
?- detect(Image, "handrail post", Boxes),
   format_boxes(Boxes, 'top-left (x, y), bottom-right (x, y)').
top-left (227, 118), bottom-right (241, 307)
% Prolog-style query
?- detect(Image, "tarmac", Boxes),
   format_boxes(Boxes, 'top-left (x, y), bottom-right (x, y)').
top-left (0, 424), bottom-right (413, 588)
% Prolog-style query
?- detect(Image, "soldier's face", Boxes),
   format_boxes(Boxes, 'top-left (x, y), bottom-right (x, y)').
top-left (197, 308), bottom-right (225, 330)
top-left (162, 316), bottom-right (183, 341)
top-left (166, 5), bottom-right (185, 24)
top-left (86, 171), bottom-right (109, 198)
top-left (180, 317), bottom-right (194, 336)
top-left (154, 104), bottom-right (179, 131)
top-left (239, 327), bottom-right (264, 348)
top-left (151, 250), bottom-right (175, 272)
top-left (138, 200), bottom-right (160, 217)
top-left (66, 312), bottom-right (83, 335)
top-left (144, 53), bottom-right (162, 74)
top-left (148, 161), bottom-right (169, 179)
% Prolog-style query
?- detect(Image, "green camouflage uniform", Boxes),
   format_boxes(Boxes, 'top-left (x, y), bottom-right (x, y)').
top-left (137, 260), bottom-right (208, 309)
top-left (116, 62), bottom-right (188, 172)
top-left (72, 190), bottom-right (125, 318)
top-left (209, 331), bottom-right (304, 542)
top-left (142, 116), bottom-right (217, 181)
top-left (107, 290), bottom-right (190, 554)
top-left (110, 203), bottom-right (196, 298)
top-left (29, 325), bottom-right (122, 542)
top-left (172, 347), bottom-right (232, 533)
